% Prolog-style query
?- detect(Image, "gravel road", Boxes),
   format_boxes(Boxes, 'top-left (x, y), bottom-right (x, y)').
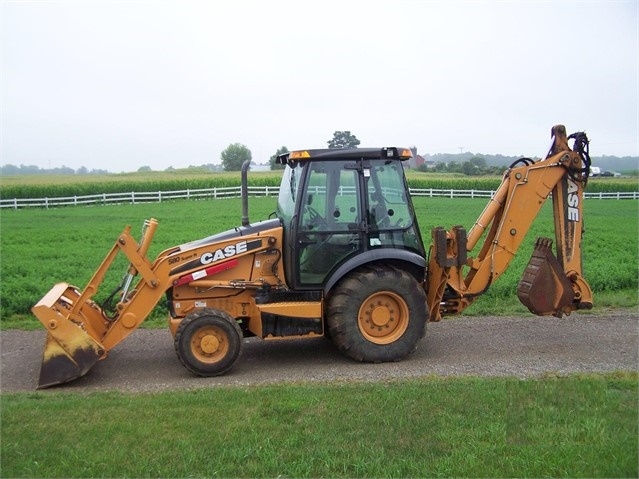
top-left (2, 309), bottom-right (637, 393)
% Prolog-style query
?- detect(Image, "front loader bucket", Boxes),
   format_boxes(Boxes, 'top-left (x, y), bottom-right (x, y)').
top-left (517, 237), bottom-right (574, 317)
top-left (32, 283), bottom-right (107, 389)
top-left (37, 332), bottom-right (103, 389)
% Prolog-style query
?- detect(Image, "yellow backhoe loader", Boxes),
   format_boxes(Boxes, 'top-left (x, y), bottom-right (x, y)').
top-left (32, 125), bottom-right (593, 388)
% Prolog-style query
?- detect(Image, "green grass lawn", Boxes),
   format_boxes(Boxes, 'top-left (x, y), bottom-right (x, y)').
top-left (1, 196), bottom-right (637, 327)
top-left (1, 373), bottom-right (636, 478)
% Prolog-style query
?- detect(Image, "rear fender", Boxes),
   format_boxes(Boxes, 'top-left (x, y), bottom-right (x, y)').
top-left (323, 249), bottom-right (426, 294)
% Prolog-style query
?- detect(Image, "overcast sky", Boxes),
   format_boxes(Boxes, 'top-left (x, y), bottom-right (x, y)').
top-left (2, 1), bottom-right (638, 172)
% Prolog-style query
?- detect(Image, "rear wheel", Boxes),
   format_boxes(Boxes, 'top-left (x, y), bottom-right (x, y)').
top-left (174, 308), bottom-right (243, 376)
top-left (327, 264), bottom-right (427, 362)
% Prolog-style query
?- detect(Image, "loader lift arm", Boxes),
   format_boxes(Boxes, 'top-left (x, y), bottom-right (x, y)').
top-left (32, 217), bottom-right (282, 388)
top-left (32, 219), bottom-right (161, 388)
top-left (426, 125), bottom-right (593, 321)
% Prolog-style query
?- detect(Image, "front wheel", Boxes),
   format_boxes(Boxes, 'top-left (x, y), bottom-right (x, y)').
top-left (174, 308), bottom-right (243, 377)
top-left (327, 264), bottom-right (427, 363)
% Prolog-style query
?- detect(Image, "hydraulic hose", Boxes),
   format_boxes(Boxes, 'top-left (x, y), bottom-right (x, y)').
top-left (568, 131), bottom-right (591, 185)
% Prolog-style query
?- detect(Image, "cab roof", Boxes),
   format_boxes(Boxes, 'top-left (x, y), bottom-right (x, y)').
top-left (276, 147), bottom-right (413, 165)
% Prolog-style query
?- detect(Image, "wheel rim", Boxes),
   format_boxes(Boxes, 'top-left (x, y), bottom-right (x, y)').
top-left (357, 291), bottom-right (409, 344)
top-left (190, 325), bottom-right (229, 364)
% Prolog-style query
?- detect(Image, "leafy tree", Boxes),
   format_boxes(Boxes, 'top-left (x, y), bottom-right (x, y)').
top-left (461, 156), bottom-right (489, 176)
top-left (138, 166), bottom-right (152, 172)
top-left (470, 156), bottom-right (487, 168)
top-left (195, 163), bottom-right (220, 172)
top-left (221, 143), bottom-right (252, 171)
top-left (461, 161), bottom-right (479, 176)
top-left (0, 164), bottom-right (20, 175)
top-left (52, 166), bottom-right (75, 175)
top-left (269, 146), bottom-right (289, 170)
top-left (447, 160), bottom-right (462, 174)
top-left (25, 164), bottom-right (42, 174)
top-left (327, 131), bottom-right (360, 149)
top-left (433, 162), bottom-right (448, 173)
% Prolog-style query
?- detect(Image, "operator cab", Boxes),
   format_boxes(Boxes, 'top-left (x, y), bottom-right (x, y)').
top-left (276, 147), bottom-right (426, 289)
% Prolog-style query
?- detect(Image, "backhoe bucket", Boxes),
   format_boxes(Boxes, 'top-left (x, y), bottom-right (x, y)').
top-left (32, 283), bottom-right (107, 389)
top-left (517, 238), bottom-right (574, 317)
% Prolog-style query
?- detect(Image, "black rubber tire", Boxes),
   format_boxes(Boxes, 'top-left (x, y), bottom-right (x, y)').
top-left (327, 264), bottom-right (427, 363)
top-left (174, 308), bottom-right (243, 377)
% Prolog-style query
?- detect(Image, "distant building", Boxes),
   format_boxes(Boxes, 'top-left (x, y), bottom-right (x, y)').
top-left (406, 152), bottom-right (436, 169)
top-left (421, 156), bottom-right (437, 169)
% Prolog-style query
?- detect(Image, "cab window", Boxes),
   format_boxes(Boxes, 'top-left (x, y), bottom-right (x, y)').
top-left (367, 160), bottom-right (412, 230)
top-left (276, 164), bottom-right (303, 223)
top-left (298, 161), bottom-right (361, 284)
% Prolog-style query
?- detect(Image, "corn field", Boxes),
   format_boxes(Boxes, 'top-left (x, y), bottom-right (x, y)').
top-left (0, 170), bottom-right (636, 200)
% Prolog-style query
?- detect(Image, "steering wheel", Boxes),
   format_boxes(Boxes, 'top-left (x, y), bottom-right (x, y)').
top-left (305, 205), bottom-right (327, 229)
top-left (374, 206), bottom-right (393, 228)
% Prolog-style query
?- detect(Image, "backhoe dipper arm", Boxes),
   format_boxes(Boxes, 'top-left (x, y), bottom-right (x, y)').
top-left (426, 125), bottom-right (593, 321)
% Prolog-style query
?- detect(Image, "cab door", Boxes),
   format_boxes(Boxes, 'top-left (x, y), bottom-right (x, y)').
top-left (296, 160), bottom-right (363, 286)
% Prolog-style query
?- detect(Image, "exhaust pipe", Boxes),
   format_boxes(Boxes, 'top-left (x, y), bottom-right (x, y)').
top-left (241, 160), bottom-right (251, 227)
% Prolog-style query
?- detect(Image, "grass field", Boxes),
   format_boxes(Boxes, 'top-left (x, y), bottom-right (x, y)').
top-left (1, 181), bottom-right (637, 479)
top-left (0, 196), bottom-right (637, 327)
top-left (1, 373), bottom-right (636, 478)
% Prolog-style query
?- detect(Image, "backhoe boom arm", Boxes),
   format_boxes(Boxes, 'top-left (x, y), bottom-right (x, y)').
top-left (427, 125), bottom-right (593, 321)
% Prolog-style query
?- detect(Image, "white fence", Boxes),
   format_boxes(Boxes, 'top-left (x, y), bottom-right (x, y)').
top-left (0, 186), bottom-right (278, 209)
top-left (0, 186), bottom-right (637, 209)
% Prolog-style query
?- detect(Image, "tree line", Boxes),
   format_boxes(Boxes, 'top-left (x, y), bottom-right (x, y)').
top-left (3, 129), bottom-right (634, 176)
top-left (222, 131), bottom-right (510, 175)
top-left (223, 130), bottom-right (361, 171)
top-left (0, 164), bottom-right (110, 176)
top-left (420, 156), bottom-right (508, 175)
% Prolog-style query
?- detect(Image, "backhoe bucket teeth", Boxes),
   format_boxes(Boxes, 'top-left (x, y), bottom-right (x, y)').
top-left (517, 238), bottom-right (574, 317)
top-left (32, 283), bottom-right (107, 389)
